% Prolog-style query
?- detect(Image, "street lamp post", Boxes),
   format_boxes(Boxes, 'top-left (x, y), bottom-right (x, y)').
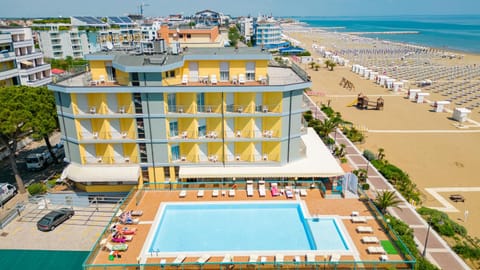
top-left (422, 220), bottom-right (431, 257)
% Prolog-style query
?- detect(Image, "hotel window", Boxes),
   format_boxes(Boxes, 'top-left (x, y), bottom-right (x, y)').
top-left (246, 62), bottom-right (255, 81)
top-left (169, 120), bottom-right (178, 137)
top-left (220, 62), bottom-right (229, 81)
top-left (187, 34), bottom-right (191, 39)
top-left (165, 70), bottom-right (175, 78)
top-left (171, 145), bottom-right (180, 161)
top-left (139, 143), bottom-right (148, 163)
top-left (197, 93), bottom-right (205, 112)
top-left (198, 118), bottom-right (206, 137)
top-left (167, 93), bottom-right (176, 112)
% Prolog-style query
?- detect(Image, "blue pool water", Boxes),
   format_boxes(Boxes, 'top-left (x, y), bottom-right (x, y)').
top-left (148, 202), bottom-right (349, 253)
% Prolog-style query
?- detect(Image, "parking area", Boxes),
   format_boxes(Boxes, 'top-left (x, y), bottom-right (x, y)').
top-left (0, 202), bottom-right (116, 251)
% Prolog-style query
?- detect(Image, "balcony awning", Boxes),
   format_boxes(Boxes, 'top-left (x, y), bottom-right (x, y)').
top-left (61, 163), bottom-right (140, 183)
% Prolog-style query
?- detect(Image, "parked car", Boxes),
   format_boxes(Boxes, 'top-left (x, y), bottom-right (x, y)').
top-left (26, 150), bottom-right (53, 171)
top-left (37, 208), bottom-right (75, 231)
top-left (0, 183), bottom-right (17, 205)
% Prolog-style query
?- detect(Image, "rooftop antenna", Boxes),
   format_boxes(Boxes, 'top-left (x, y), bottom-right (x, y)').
top-left (138, 2), bottom-right (150, 17)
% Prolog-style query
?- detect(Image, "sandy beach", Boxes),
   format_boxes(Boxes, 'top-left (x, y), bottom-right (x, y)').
top-left (286, 31), bottom-right (480, 238)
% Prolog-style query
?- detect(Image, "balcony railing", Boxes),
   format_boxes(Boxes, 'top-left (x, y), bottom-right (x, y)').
top-left (82, 155), bottom-right (137, 164)
top-left (169, 129), bottom-right (279, 140)
top-left (79, 130), bottom-right (132, 140)
top-left (77, 104), bottom-right (133, 115)
top-left (166, 104), bottom-right (280, 114)
top-left (173, 153), bottom-right (278, 163)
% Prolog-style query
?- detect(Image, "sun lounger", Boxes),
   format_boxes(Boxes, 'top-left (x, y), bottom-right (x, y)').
top-left (330, 254), bottom-right (341, 262)
top-left (368, 246), bottom-right (386, 254)
top-left (173, 255), bottom-right (186, 264)
top-left (160, 259), bottom-right (166, 265)
top-left (212, 189), bottom-right (219, 197)
top-left (275, 254), bottom-right (284, 264)
top-left (247, 181), bottom-right (254, 197)
top-left (222, 254), bottom-right (233, 263)
top-left (380, 254), bottom-right (389, 261)
top-left (197, 254), bottom-right (210, 264)
top-left (258, 181), bottom-right (266, 197)
top-left (356, 226), bottom-right (374, 233)
top-left (261, 256), bottom-right (267, 264)
top-left (131, 210), bottom-right (143, 216)
top-left (351, 211), bottom-right (359, 217)
top-left (300, 189), bottom-right (308, 197)
top-left (352, 216), bottom-right (367, 223)
top-left (179, 190), bottom-right (187, 198)
top-left (229, 189), bottom-right (235, 197)
top-left (197, 190), bottom-right (204, 197)
top-left (306, 253), bottom-right (315, 263)
top-left (105, 243), bottom-right (128, 251)
top-left (362, 236), bottom-right (379, 243)
top-left (249, 255), bottom-right (258, 263)
top-left (285, 187), bottom-right (294, 199)
top-left (294, 255), bottom-right (301, 263)
top-left (271, 183), bottom-right (280, 196)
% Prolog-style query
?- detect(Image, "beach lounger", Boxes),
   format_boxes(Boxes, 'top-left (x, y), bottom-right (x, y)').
top-left (275, 254), bottom-right (284, 264)
top-left (294, 255), bottom-right (301, 263)
top-left (131, 210), bottom-right (143, 216)
top-left (285, 187), bottom-right (294, 199)
top-left (330, 254), bottom-right (341, 262)
top-left (271, 183), bottom-right (280, 196)
top-left (306, 253), bottom-right (315, 263)
top-left (300, 189), bottom-right (308, 197)
top-left (356, 226), bottom-right (374, 233)
top-left (352, 216), bottom-right (367, 223)
top-left (197, 190), bottom-right (204, 197)
top-left (380, 254), bottom-right (389, 261)
top-left (247, 185), bottom-right (254, 197)
top-left (197, 254), bottom-right (210, 264)
top-left (261, 256), bottom-right (267, 264)
top-left (362, 236), bottom-right (379, 243)
top-left (105, 243), bottom-right (128, 251)
top-left (351, 211), bottom-right (359, 217)
top-left (258, 181), bottom-right (266, 197)
top-left (249, 255), bottom-right (258, 263)
top-left (212, 189), bottom-right (219, 197)
top-left (229, 189), bottom-right (235, 197)
top-left (222, 254), bottom-right (233, 264)
top-left (368, 246), bottom-right (386, 254)
top-left (179, 190), bottom-right (187, 198)
top-left (173, 255), bottom-right (186, 265)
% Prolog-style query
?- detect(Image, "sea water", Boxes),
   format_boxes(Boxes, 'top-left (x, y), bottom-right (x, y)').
top-left (295, 15), bottom-right (480, 54)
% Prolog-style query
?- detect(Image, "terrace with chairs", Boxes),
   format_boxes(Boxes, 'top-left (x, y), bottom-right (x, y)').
top-left (83, 184), bottom-right (415, 270)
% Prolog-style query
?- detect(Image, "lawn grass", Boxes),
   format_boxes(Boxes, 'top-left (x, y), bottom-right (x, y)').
top-left (381, 240), bottom-right (399, 255)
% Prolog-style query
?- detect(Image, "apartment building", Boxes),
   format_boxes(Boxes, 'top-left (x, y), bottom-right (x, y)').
top-left (254, 17), bottom-right (284, 49)
top-left (0, 27), bottom-right (51, 87)
top-left (49, 47), bottom-right (344, 192)
top-left (157, 24), bottom-right (226, 48)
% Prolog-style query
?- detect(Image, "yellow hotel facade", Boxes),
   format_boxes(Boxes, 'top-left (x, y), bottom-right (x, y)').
top-left (49, 47), bottom-right (344, 192)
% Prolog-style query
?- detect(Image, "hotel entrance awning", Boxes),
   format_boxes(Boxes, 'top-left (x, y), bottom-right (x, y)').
top-left (62, 163), bottom-right (140, 183)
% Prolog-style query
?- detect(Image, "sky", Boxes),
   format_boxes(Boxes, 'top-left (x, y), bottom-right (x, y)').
top-left (1, 0), bottom-right (480, 18)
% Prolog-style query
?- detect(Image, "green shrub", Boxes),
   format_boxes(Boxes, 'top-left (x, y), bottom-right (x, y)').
top-left (453, 243), bottom-right (480, 259)
top-left (47, 179), bottom-right (57, 187)
top-left (322, 137), bottom-right (334, 146)
top-left (417, 207), bottom-right (467, 237)
top-left (362, 183), bottom-right (370, 190)
top-left (363, 149), bottom-right (377, 161)
top-left (320, 105), bottom-right (334, 117)
top-left (27, 183), bottom-right (47, 195)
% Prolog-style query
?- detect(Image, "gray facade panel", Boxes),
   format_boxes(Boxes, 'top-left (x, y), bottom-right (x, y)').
top-left (145, 93), bottom-right (165, 114)
top-left (151, 143), bottom-right (170, 164)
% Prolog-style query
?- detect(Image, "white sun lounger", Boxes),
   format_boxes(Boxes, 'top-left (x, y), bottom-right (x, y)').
top-left (173, 255), bottom-right (186, 264)
top-left (179, 190), bottom-right (187, 198)
top-left (275, 254), bottom-right (284, 264)
top-left (249, 255), bottom-right (258, 263)
top-left (330, 254), bottom-right (341, 262)
top-left (356, 226), bottom-right (374, 233)
top-left (247, 184), bottom-right (254, 197)
top-left (222, 254), bottom-right (233, 263)
top-left (368, 246), bottom-right (386, 254)
top-left (258, 181), bottom-right (266, 197)
top-left (294, 255), bottom-right (301, 263)
top-left (197, 254), bottom-right (210, 263)
top-left (380, 254), bottom-right (389, 261)
top-left (300, 189), bottom-right (308, 197)
top-left (197, 190), bottom-right (204, 197)
top-left (362, 236), bottom-right (379, 243)
top-left (352, 216), bottom-right (367, 223)
top-left (229, 189), bottom-right (235, 197)
top-left (212, 189), bottom-right (219, 197)
top-left (306, 253), bottom-right (315, 263)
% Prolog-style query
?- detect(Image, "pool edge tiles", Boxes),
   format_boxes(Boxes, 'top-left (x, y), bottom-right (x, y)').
top-left (140, 201), bottom-right (357, 260)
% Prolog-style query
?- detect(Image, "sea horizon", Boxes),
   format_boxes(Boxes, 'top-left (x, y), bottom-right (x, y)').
top-left (291, 14), bottom-right (480, 54)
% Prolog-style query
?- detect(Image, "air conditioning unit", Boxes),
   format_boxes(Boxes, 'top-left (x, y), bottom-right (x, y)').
top-left (89, 107), bottom-right (96, 114)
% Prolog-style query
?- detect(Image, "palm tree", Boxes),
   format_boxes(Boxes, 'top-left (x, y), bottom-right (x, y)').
top-left (377, 148), bottom-right (385, 160)
top-left (324, 59), bottom-right (332, 69)
top-left (328, 61), bottom-right (337, 71)
top-left (309, 62), bottom-right (316, 69)
top-left (374, 190), bottom-right (403, 214)
top-left (317, 118), bottom-right (338, 138)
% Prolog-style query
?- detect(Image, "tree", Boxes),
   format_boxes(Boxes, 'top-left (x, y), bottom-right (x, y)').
top-left (374, 190), bottom-right (403, 214)
top-left (228, 26), bottom-right (241, 47)
top-left (309, 62), bottom-right (316, 69)
top-left (328, 61), bottom-right (337, 71)
top-left (377, 148), bottom-right (385, 160)
top-left (0, 86), bottom-right (35, 194)
top-left (324, 59), bottom-right (332, 69)
top-left (29, 86), bottom-right (59, 162)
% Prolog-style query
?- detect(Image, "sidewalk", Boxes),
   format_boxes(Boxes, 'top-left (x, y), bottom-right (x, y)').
top-left (304, 94), bottom-right (470, 270)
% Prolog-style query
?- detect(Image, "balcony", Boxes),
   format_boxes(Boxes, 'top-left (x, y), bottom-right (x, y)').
top-left (26, 76), bottom-right (52, 87)
top-left (169, 129), bottom-right (279, 140)
top-left (82, 155), bottom-right (137, 164)
top-left (16, 52), bottom-right (44, 62)
top-left (19, 64), bottom-right (51, 75)
top-left (0, 69), bottom-right (19, 81)
top-left (13, 39), bottom-right (33, 48)
top-left (79, 130), bottom-right (133, 141)
top-left (0, 51), bottom-right (16, 61)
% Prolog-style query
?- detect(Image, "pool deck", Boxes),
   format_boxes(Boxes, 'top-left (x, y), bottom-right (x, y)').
top-left (90, 189), bottom-right (406, 268)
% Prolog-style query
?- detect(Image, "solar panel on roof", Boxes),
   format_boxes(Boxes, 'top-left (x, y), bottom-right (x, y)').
top-left (120, 17), bottom-right (133, 23)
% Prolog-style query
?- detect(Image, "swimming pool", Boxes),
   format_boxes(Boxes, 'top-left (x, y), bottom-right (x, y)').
top-left (146, 202), bottom-right (351, 254)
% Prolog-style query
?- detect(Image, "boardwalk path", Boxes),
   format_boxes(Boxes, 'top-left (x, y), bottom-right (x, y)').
top-left (304, 94), bottom-right (470, 270)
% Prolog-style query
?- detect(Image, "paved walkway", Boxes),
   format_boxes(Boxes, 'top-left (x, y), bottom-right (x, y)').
top-left (304, 94), bottom-right (470, 270)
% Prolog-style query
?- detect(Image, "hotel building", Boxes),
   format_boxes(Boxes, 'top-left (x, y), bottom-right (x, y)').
top-left (0, 27), bottom-right (51, 87)
top-left (50, 46), bottom-right (344, 192)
